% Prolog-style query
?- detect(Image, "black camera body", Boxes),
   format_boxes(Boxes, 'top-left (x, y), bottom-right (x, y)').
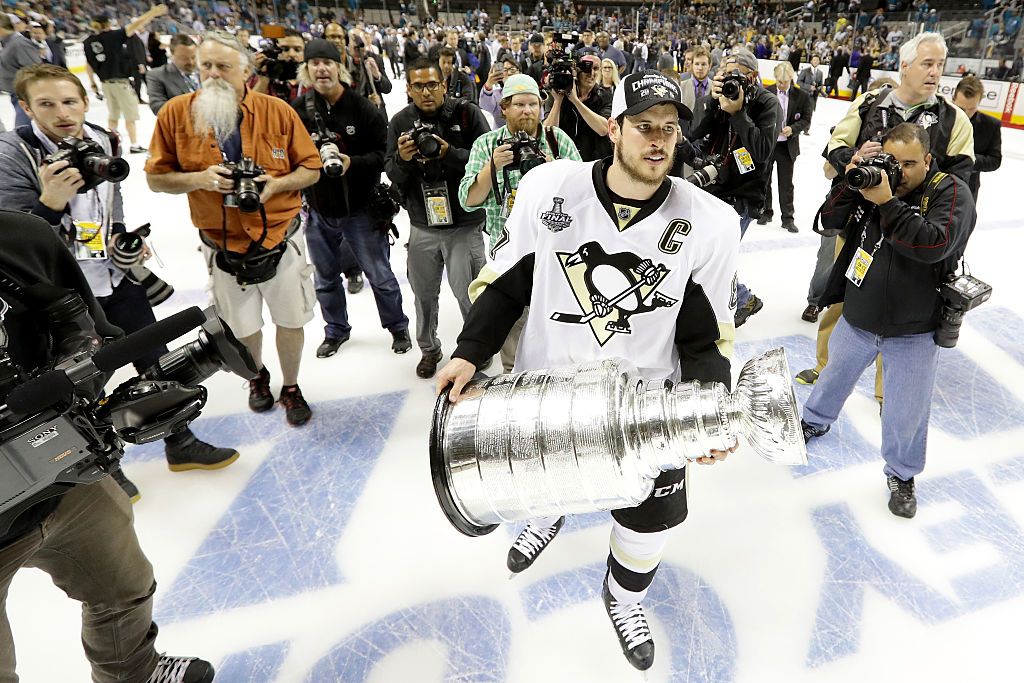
top-left (221, 157), bottom-right (265, 213)
top-left (720, 70), bottom-right (749, 104)
top-left (496, 130), bottom-right (546, 175)
top-left (312, 131), bottom-right (345, 178)
top-left (258, 39), bottom-right (299, 83)
top-left (406, 120), bottom-right (442, 159)
top-left (545, 51), bottom-right (576, 92)
top-left (847, 152), bottom-right (903, 192)
top-left (934, 272), bottom-right (992, 348)
top-left (42, 136), bottom-right (130, 193)
top-left (686, 153), bottom-right (725, 189)
top-left (110, 223), bottom-right (174, 306)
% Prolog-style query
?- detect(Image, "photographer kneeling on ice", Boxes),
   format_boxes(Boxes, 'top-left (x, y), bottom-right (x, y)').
top-left (801, 122), bottom-right (979, 519)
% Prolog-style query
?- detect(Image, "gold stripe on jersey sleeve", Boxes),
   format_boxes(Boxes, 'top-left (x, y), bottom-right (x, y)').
top-left (468, 265), bottom-right (500, 303)
top-left (717, 321), bottom-right (736, 361)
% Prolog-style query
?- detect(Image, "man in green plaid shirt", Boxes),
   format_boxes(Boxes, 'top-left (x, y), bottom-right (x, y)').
top-left (459, 74), bottom-right (582, 371)
top-left (459, 74), bottom-right (582, 255)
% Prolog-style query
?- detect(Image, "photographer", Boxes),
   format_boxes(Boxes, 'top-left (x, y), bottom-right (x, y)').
top-left (797, 32), bottom-right (975, 386)
top-left (459, 74), bottom-right (580, 373)
top-left (252, 28), bottom-right (305, 102)
top-left (522, 33), bottom-right (547, 84)
top-left (83, 4), bottom-right (168, 154)
top-left (385, 57), bottom-right (490, 379)
top-left (543, 53), bottom-right (612, 162)
top-left (292, 39), bottom-right (410, 359)
top-left (440, 46), bottom-right (477, 104)
top-left (686, 48), bottom-right (781, 327)
top-left (0, 63), bottom-right (237, 490)
top-left (146, 31), bottom-right (322, 426)
top-left (802, 122), bottom-right (976, 519)
top-left (324, 24), bottom-right (393, 114)
top-left (0, 211), bottom-right (215, 683)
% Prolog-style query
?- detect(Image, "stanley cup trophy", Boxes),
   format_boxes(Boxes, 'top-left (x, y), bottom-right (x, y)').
top-left (430, 348), bottom-right (807, 536)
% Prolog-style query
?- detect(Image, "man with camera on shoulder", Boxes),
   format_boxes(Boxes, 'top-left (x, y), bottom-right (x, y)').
top-left (385, 57), bottom-right (490, 379)
top-left (685, 48), bottom-right (781, 327)
top-left (146, 31), bottom-right (322, 427)
top-left (292, 39), bottom-right (410, 359)
top-left (459, 74), bottom-right (580, 373)
top-left (252, 28), bottom-right (306, 102)
top-left (0, 63), bottom-right (237, 496)
top-left (802, 122), bottom-right (977, 519)
top-left (543, 53), bottom-right (612, 162)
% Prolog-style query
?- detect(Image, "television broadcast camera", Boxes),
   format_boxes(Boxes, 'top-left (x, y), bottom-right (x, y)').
top-left (544, 45), bottom-right (591, 93)
top-left (0, 303), bottom-right (257, 534)
top-left (846, 152), bottom-right (902, 192)
top-left (496, 130), bottom-right (546, 174)
top-left (221, 157), bottom-right (265, 213)
top-left (405, 121), bottom-right (442, 159)
top-left (42, 136), bottom-right (130, 193)
top-left (258, 39), bottom-right (299, 83)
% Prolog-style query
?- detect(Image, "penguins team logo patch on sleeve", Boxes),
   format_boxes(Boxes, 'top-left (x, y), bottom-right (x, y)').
top-left (539, 197), bottom-right (573, 233)
top-left (551, 242), bottom-right (678, 346)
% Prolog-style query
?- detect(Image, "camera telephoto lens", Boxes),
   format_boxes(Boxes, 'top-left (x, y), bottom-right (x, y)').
top-left (82, 154), bottom-right (130, 182)
top-left (846, 165), bottom-right (884, 189)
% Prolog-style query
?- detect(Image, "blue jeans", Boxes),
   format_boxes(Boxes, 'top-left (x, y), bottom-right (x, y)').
top-left (304, 209), bottom-right (409, 339)
top-left (736, 211), bottom-right (754, 308)
top-left (10, 94), bottom-right (29, 128)
top-left (803, 315), bottom-right (940, 481)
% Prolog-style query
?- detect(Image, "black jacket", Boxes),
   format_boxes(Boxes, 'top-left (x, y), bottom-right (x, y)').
top-left (968, 111), bottom-right (1001, 197)
top-left (385, 98), bottom-right (489, 228)
top-left (766, 84), bottom-right (812, 157)
top-left (688, 84), bottom-right (781, 211)
top-left (819, 170), bottom-right (976, 336)
top-left (292, 86), bottom-right (387, 218)
top-left (550, 84), bottom-right (613, 162)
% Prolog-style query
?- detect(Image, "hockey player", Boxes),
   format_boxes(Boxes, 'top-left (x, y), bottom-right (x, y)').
top-left (436, 71), bottom-right (740, 671)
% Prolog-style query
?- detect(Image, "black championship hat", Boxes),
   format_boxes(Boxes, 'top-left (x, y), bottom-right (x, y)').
top-left (611, 70), bottom-right (693, 121)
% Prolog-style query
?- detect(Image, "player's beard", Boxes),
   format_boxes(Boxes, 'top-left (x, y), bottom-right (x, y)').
top-left (192, 79), bottom-right (239, 144)
top-left (614, 139), bottom-right (675, 187)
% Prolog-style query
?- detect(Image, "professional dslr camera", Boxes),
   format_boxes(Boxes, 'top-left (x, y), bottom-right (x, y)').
top-left (686, 152), bottom-right (725, 189)
top-left (496, 130), bottom-right (546, 174)
top-left (846, 152), bottom-right (902, 192)
top-left (0, 300), bottom-right (256, 534)
top-left (110, 223), bottom-right (174, 306)
top-left (42, 136), bottom-right (130, 193)
top-left (720, 70), bottom-right (750, 105)
top-left (221, 157), bottom-right (265, 213)
top-left (258, 39), bottom-right (299, 83)
top-left (311, 131), bottom-right (345, 178)
top-left (405, 120), bottom-right (443, 159)
top-left (934, 271), bottom-right (992, 348)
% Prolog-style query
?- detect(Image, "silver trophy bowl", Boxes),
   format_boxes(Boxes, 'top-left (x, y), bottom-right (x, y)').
top-left (430, 348), bottom-right (807, 536)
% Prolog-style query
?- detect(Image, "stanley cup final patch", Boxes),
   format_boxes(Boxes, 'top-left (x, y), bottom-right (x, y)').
top-left (551, 241), bottom-right (679, 346)
top-left (539, 197), bottom-right (573, 233)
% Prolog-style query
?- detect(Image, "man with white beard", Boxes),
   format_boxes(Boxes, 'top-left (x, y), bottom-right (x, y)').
top-left (146, 31), bottom-right (323, 427)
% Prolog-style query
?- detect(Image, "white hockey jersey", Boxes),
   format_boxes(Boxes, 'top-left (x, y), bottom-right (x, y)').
top-left (455, 159), bottom-right (739, 385)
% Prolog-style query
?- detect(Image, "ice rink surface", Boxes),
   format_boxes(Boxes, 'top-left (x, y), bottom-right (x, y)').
top-left (5, 78), bottom-right (1024, 683)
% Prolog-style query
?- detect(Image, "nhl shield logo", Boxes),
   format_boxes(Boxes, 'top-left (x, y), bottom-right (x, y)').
top-left (539, 197), bottom-right (573, 233)
top-left (346, 125), bottom-right (356, 135)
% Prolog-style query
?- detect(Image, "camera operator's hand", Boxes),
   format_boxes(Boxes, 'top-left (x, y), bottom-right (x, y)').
top-left (397, 133), bottom-right (420, 162)
top-left (491, 142), bottom-right (515, 170)
top-left (253, 51), bottom-right (268, 75)
top-left (566, 85), bottom-right (583, 108)
top-left (39, 160), bottom-right (85, 212)
top-left (858, 172), bottom-right (894, 206)
top-left (485, 64), bottom-right (504, 89)
top-left (718, 81), bottom-right (744, 115)
top-left (436, 357), bottom-right (478, 403)
top-left (197, 164), bottom-right (236, 194)
top-left (339, 153), bottom-right (352, 175)
top-left (365, 56), bottom-right (382, 81)
top-left (431, 135), bottom-right (450, 159)
top-left (851, 139), bottom-right (883, 166)
top-left (256, 174), bottom-right (280, 205)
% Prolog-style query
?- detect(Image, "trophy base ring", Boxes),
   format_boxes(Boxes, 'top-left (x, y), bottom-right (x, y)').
top-left (430, 387), bottom-right (499, 537)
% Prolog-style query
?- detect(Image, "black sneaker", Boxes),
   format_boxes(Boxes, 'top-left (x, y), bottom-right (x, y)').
top-left (801, 304), bottom-right (821, 323)
top-left (782, 220), bottom-right (799, 233)
top-left (146, 654), bottom-right (214, 683)
top-left (801, 419), bottom-right (830, 443)
top-left (734, 294), bottom-right (763, 327)
top-left (756, 213), bottom-right (771, 225)
top-left (111, 467), bottom-right (140, 504)
top-left (347, 272), bottom-right (365, 294)
top-left (391, 329), bottom-right (412, 354)
top-left (279, 384), bottom-right (312, 426)
top-left (887, 475), bottom-right (917, 518)
top-left (248, 366), bottom-right (274, 413)
top-left (129, 145), bottom-right (148, 154)
top-left (316, 333), bottom-right (350, 358)
top-left (165, 433), bottom-right (240, 472)
top-left (507, 516), bottom-right (564, 573)
top-left (602, 573), bottom-right (655, 671)
top-left (416, 350), bottom-right (443, 379)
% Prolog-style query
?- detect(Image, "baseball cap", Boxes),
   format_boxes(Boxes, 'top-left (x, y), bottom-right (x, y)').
top-left (726, 47), bottom-right (758, 72)
top-left (579, 54), bottom-right (601, 69)
top-left (304, 38), bottom-right (342, 63)
top-left (501, 73), bottom-right (541, 100)
top-left (611, 70), bottom-right (692, 120)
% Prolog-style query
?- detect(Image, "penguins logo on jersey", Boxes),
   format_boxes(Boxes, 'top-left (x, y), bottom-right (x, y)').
top-left (551, 241), bottom-right (678, 346)
top-left (539, 197), bottom-right (573, 233)
top-left (916, 111), bottom-right (938, 130)
top-left (729, 272), bottom-right (738, 311)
